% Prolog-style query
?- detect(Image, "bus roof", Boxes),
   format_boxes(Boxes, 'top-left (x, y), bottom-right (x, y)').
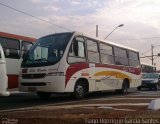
top-left (141, 62), bottom-right (156, 67)
top-left (0, 32), bottom-right (37, 42)
top-left (74, 32), bottom-right (139, 52)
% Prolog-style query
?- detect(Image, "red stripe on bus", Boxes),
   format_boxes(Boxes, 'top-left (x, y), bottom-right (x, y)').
top-left (66, 63), bottom-right (89, 87)
top-left (95, 63), bottom-right (141, 75)
top-left (65, 63), bottom-right (141, 87)
top-left (7, 75), bottom-right (19, 89)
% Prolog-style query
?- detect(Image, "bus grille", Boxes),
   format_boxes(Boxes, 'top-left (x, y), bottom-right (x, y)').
top-left (22, 73), bottom-right (46, 79)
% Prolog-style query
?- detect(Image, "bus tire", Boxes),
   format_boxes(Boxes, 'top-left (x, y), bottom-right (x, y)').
top-left (117, 80), bottom-right (128, 94)
top-left (37, 92), bottom-right (52, 99)
top-left (73, 81), bottom-right (86, 99)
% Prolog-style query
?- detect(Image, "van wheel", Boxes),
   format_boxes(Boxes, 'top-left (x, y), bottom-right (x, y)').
top-left (37, 92), bottom-right (52, 99)
top-left (154, 84), bottom-right (158, 91)
top-left (73, 82), bottom-right (86, 99)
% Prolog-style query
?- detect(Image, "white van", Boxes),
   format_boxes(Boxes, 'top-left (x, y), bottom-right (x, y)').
top-left (0, 44), bottom-right (10, 96)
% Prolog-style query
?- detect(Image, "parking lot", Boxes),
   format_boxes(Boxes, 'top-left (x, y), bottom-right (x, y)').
top-left (0, 89), bottom-right (160, 124)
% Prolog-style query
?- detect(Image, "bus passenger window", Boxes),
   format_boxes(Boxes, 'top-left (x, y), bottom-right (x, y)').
top-left (68, 37), bottom-right (86, 63)
top-left (114, 47), bottom-right (128, 66)
top-left (69, 38), bottom-right (85, 58)
top-left (100, 43), bottom-right (114, 64)
top-left (0, 37), bottom-right (20, 59)
top-left (128, 51), bottom-right (140, 67)
top-left (87, 39), bottom-right (100, 63)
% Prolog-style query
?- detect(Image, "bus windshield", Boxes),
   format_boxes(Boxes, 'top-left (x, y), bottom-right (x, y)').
top-left (22, 33), bottom-right (72, 67)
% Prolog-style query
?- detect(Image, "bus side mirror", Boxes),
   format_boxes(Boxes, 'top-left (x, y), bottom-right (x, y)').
top-left (0, 52), bottom-right (1, 58)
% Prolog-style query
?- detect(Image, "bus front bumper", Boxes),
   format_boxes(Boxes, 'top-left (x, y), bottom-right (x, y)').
top-left (19, 76), bottom-right (66, 93)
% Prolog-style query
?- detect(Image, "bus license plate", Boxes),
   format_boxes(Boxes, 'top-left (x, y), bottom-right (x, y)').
top-left (28, 87), bottom-right (36, 92)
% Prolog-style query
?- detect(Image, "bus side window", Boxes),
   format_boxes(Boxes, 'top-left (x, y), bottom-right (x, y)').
top-left (68, 37), bottom-right (86, 63)
top-left (0, 37), bottom-right (20, 59)
top-left (69, 37), bottom-right (85, 58)
top-left (22, 41), bottom-right (33, 58)
top-left (99, 43), bottom-right (114, 64)
top-left (128, 51), bottom-right (140, 67)
top-left (114, 47), bottom-right (128, 66)
top-left (87, 39), bottom-right (100, 63)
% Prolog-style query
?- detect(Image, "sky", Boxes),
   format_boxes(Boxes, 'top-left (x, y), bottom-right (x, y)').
top-left (0, 0), bottom-right (160, 69)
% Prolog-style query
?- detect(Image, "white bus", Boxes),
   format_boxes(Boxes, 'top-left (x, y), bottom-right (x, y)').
top-left (0, 32), bottom-right (36, 89)
top-left (0, 44), bottom-right (9, 96)
top-left (141, 63), bottom-right (156, 73)
top-left (19, 32), bottom-right (141, 99)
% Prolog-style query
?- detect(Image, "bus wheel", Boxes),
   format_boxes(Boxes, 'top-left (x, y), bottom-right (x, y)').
top-left (117, 80), bottom-right (128, 94)
top-left (73, 82), bottom-right (86, 99)
top-left (37, 92), bottom-right (52, 99)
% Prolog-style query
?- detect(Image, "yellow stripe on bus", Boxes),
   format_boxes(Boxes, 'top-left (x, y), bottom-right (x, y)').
top-left (94, 71), bottom-right (132, 81)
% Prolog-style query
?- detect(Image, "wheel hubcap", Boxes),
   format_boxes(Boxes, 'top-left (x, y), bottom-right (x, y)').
top-left (76, 85), bottom-right (84, 96)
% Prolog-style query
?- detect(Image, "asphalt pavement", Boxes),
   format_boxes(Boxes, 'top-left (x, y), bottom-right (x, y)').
top-left (0, 88), bottom-right (160, 111)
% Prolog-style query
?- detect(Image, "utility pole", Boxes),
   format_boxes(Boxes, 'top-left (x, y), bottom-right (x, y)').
top-left (96, 25), bottom-right (98, 37)
top-left (151, 44), bottom-right (154, 65)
